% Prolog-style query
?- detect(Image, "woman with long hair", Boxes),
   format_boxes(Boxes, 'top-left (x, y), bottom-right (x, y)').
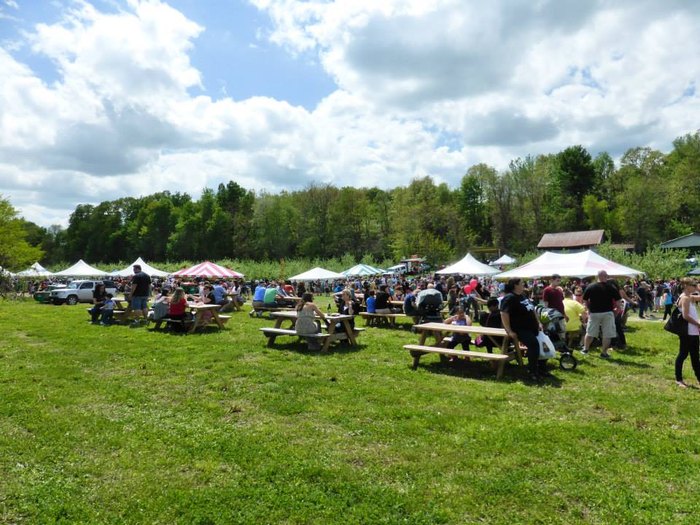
top-left (167, 287), bottom-right (189, 333)
top-left (675, 277), bottom-right (700, 387)
top-left (295, 292), bottom-right (327, 349)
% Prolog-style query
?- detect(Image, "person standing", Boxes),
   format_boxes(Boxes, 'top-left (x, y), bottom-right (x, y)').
top-left (500, 278), bottom-right (550, 382)
top-left (129, 264), bottom-right (151, 326)
top-left (581, 270), bottom-right (620, 358)
top-left (675, 278), bottom-right (700, 388)
top-left (542, 274), bottom-right (567, 322)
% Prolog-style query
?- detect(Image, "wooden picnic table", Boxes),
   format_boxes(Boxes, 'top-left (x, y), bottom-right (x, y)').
top-left (406, 322), bottom-right (522, 379)
top-left (263, 310), bottom-right (361, 352)
top-left (187, 303), bottom-right (227, 333)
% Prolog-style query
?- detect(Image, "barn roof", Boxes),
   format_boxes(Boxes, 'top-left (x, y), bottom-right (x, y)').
top-left (537, 230), bottom-right (605, 249)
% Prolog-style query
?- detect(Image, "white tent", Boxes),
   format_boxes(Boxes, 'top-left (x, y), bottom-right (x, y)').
top-left (342, 263), bottom-right (386, 277)
top-left (53, 259), bottom-right (109, 277)
top-left (289, 267), bottom-right (345, 281)
top-left (490, 254), bottom-right (516, 266)
top-left (436, 253), bottom-right (500, 276)
top-left (115, 257), bottom-right (170, 278)
top-left (16, 262), bottom-right (53, 277)
top-left (495, 250), bottom-right (643, 279)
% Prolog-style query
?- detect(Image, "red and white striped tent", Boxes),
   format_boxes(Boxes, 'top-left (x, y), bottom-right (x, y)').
top-left (172, 261), bottom-right (244, 279)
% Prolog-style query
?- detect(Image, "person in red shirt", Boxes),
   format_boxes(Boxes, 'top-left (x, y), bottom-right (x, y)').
top-left (542, 274), bottom-right (567, 320)
top-left (167, 287), bottom-right (189, 333)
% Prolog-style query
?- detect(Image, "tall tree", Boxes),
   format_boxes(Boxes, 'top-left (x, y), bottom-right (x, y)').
top-left (0, 195), bottom-right (44, 270)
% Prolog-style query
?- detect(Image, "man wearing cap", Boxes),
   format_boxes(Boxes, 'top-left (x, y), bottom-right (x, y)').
top-left (129, 264), bottom-right (151, 326)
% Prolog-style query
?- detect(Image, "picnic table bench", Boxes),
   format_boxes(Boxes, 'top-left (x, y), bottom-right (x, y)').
top-left (261, 311), bottom-right (364, 352)
top-left (405, 322), bottom-right (521, 379)
top-left (152, 304), bottom-right (230, 334)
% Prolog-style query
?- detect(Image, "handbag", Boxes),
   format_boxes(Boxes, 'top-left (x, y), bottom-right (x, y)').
top-left (663, 305), bottom-right (687, 336)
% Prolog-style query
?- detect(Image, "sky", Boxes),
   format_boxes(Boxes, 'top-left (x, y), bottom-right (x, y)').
top-left (0, 0), bottom-right (698, 228)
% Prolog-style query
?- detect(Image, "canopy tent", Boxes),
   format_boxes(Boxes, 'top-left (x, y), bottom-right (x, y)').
top-left (490, 254), bottom-right (516, 266)
top-left (53, 259), bottom-right (109, 277)
top-left (342, 263), bottom-right (386, 277)
top-left (289, 267), bottom-right (345, 281)
top-left (114, 257), bottom-right (170, 278)
top-left (495, 250), bottom-right (643, 279)
top-left (16, 262), bottom-right (53, 278)
top-left (172, 261), bottom-right (244, 279)
top-left (436, 253), bottom-right (500, 276)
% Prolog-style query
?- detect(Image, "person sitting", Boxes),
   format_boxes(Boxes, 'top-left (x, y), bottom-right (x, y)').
top-left (264, 282), bottom-right (284, 307)
top-left (90, 282), bottom-right (107, 324)
top-left (444, 307), bottom-right (471, 350)
top-left (374, 284), bottom-right (392, 314)
top-left (100, 294), bottom-right (116, 325)
top-left (167, 287), bottom-right (189, 333)
top-left (150, 288), bottom-right (170, 322)
top-left (251, 281), bottom-right (267, 313)
top-left (365, 290), bottom-right (376, 313)
top-left (403, 286), bottom-right (418, 317)
top-left (295, 292), bottom-right (328, 350)
top-left (213, 280), bottom-right (233, 312)
top-left (475, 298), bottom-right (505, 353)
top-left (337, 289), bottom-right (359, 330)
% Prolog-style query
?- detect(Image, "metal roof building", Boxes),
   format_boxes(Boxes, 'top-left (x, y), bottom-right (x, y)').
top-left (537, 230), bottom-right (605, 250)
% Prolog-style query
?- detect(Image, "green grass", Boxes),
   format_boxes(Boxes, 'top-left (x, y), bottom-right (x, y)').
top-left (1, 299), bottom-right (699, 524)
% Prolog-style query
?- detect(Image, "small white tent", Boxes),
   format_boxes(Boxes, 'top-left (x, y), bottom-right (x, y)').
top-left (490, 254), bottom-right (516, 266)
top-left (53, 259), bottom-right (109, 277)
top-left (436, 253), bottom-right (499, 276)
top-left (495, 250), bottom-right (643, 279)
top-left (16, 262), bottom-right (53, 277)
top-left (289, 267), bottom-right (345, 281)
top-left (115, 257), bottom-right (170, 278)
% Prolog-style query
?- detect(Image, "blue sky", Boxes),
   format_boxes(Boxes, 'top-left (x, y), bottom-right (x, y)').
top-left (0, 0), bottom-right (698, 227)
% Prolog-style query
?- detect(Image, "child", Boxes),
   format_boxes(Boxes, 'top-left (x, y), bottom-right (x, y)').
top-left (100, 294), bottom-right (116, 325)
top-left (444, 307), bottom-right (472, 350)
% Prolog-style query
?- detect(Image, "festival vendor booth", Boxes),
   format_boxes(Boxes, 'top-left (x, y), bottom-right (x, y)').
top-left (342, 264), bottom-right (386, 277)
top-left (436, 253), bottom-right (500, 276)
top-left (53, 259), bottom-right (110, 277)
top-left (114, 257), bottom-right (170, 278)
top-left (172, 261), bottom-right (244, 292)
top-left (495, 250), bottom-right (643, 279)
top-left (289, 267), bottom-right (345, 281)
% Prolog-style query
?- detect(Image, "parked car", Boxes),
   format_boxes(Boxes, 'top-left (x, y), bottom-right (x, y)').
top-left (50, 280), bottom-right (118, 305)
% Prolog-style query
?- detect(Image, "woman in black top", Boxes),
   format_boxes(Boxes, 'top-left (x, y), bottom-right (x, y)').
top-left (90, 283), bottom-right (107, 323)
top-left (500, 278), bottom-right (551, 381)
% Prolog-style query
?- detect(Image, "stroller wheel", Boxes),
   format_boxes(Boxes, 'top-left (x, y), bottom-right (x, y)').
top-left (559, 353), bottom-right (578, 371)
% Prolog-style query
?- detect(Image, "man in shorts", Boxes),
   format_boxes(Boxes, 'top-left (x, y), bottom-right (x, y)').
top-left (129, 264), bottom-right (151, 326)
top-left (582, 270), bottom-right (620, 358)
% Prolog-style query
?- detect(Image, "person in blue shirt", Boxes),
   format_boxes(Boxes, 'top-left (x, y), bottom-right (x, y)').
top-left (365, 290), bottom-right (376, 313)
top-left (251, 282), bottom-right (267, 309)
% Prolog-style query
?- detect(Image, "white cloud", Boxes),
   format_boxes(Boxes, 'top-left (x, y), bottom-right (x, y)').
top-left (0, 0), bottom-right (699, 227)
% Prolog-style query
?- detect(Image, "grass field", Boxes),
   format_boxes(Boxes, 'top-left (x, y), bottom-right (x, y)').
top-left (1, 298), bottom-right (699, 524)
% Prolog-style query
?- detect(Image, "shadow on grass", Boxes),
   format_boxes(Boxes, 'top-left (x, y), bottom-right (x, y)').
top-left (417, 359), bottom-right (566, 387)
top-left (261, 340), bottom-right (365, 356)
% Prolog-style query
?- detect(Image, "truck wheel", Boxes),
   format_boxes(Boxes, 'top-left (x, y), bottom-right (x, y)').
top-left (66, 295), bottom-right (78, 306)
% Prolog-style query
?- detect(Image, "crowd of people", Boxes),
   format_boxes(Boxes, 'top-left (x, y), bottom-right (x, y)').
top-left (23, 264), bottom-right (700, 386)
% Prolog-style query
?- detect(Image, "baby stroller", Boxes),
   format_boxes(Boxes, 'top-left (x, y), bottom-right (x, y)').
top-left (415, 289), bottom-right (444, 323)
top-left (536, 305), bottom-right (578, 370)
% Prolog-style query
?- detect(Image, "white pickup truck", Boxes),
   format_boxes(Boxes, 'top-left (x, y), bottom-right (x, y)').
top-left (50, 280), bottom-right (118, 305)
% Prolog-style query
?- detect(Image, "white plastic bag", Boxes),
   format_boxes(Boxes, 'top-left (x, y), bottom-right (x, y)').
top-left (537, 331), bottom-right (556, 360)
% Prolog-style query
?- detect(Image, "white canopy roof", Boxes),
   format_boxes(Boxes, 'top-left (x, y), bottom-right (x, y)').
top-left (495, 250), bottom-right (643, 279)
top-left (342, 263), bottom-right (386, 277)
top-left (436, 253), bottom-right (500, 276)
top-left (16, 262), bottom-right (53, 277)
top-left (53, 259), bottom-right (109, 277)
top-left (289, 267), bottom-right (345, 281)
top-left (490, 254), bottom-right (516, 266)
top-left (115, 257), bottom-right (170, 278)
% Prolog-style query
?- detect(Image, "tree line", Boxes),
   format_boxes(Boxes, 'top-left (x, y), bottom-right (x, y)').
top-left (5, 131), bottom-right (700, 270)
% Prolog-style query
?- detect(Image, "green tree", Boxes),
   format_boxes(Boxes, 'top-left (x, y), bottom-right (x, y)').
top-left (0, 196), bottom-right (44, 270)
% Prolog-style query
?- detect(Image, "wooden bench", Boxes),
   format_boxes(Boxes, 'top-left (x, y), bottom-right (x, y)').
top-left (359, 312), bottom-right (413, 327)
top-left (260, 327), bottom-right (331, 348)
top-left (403, 344), bottom-right (513, 379)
